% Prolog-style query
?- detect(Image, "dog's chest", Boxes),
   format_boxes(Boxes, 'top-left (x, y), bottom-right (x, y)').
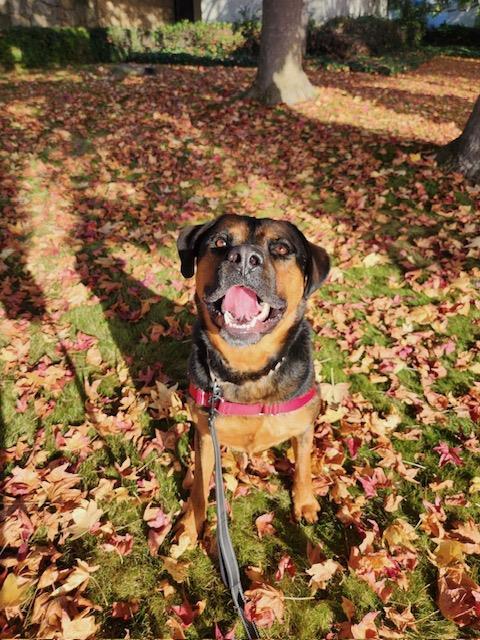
top-left (191, 396), bottom-right (320, 455)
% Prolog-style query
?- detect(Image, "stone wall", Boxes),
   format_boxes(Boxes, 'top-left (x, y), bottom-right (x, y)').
top-left (0, 0), bottom-right (174, 28)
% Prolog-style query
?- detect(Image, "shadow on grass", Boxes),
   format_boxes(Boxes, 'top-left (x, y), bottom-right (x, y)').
top-left (73, 202), bottom-right (194, 389)
top-left (0, 142), bottom-right (88, 448)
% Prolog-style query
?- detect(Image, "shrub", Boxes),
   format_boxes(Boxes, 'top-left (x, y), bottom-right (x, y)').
top-left (233, 7), bottom-right (261, 57)
top-left (0, 27), bottom-right (93, 69)
top-left (307, 16), bottom-right (421, 59)
top-left (424, 25), bottom-right (480, 48)
top-left (0, 22), bottom-right (244, 70)
top-left (157, 21), bottom-right (242, 57)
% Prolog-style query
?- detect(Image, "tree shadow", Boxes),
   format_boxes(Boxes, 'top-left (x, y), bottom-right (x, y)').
top-left (311, 75), bottom-right (473, 128)
top-left (72, 197), bottom-right (194, 389)
top-left (0, 105), bottom-right (87, 449)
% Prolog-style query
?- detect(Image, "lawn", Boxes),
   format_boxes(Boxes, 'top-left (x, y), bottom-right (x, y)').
top-left (1, 56), bottom-right (480, 639)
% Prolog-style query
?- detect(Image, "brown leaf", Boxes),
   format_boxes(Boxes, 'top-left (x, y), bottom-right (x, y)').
top-left (437, 566), bottom-right (480, 628)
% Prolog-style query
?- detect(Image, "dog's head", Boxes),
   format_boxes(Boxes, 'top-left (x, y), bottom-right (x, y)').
top-left (177, 214), bottom-right (329, 348)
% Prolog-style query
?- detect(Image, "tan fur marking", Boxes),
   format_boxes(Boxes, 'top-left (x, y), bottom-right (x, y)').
top-left (191, 394), bottom-right (320, 456)
top-left (196, 258), bottom-right (305, 374)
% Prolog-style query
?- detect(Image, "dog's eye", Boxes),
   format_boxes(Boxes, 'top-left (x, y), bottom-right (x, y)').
top-left (214, 236), bottom-right (228, 249)
top-left (271, 242), bottom-right (291, 257)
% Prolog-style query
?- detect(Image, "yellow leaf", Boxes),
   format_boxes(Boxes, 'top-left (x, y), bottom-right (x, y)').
top-left (160, 556), bottom-right (191, 583)
top-left (363, 252), bottom-right (385, 268)
top-left (469, 477), bottom-right (480, 494)
top-left (434, 540), bottom-right (465, 568)
top-left (224, 473), bottom-right (238, 493)
top-left (61, 613), bottom-right (98, 640)
top-left (0, 573), bottom-right (30, 608)
top-left (319, 382), bottom-right (349, 405)
top-left (51, 559), bottom-right (99, 597)
top-left (409, 304), bottom-right (437, 325)
top-left (86, 346), bottom-right (103, 367)
top-left (321, 407), bottom-right (348, 423)
top-left (306, 559), bottom-right (342, 592)
top-left (170, 531), bottom-right (192, 559)
top-left (68, 500), bottom-right (103, 540)
top-left (383, 519), bottom-right (418, 551)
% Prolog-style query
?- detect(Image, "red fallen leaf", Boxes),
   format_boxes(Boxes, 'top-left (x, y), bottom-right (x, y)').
top-left (171, 598), bottom-right (205, 628)
top-left (0, 508), bottom-right (34, 547)
top-left (344, 436), bottom-right (361, 459)
top-left (143, 503), bottom-right (172, 556)
top-left (112, 600), bottom-right (140, 620)
top-left (357, 467), bottom-right (390, 498)
top-left (437, 566), bottom-right (480, 628)
top-left (3, 466), bottom-right (40, 495)
top-left (214, 622), bottom-right (236, 639)
top-left (15, 394), bottom-right (29, 413)
top-left (341, 596), bottom-right (355, 621)
top-left (433, 442), bottom-right (463, 467)
top-left (102, 533), bottom-right (133, 556)
top-left (244, 585), bottom-right (284, 628)
top-left (275, 554), bottom-right (296, 581)
top-left (307, 541), bottom-right (325, 565)
top-left (255, 512), bottom-right (276, 539)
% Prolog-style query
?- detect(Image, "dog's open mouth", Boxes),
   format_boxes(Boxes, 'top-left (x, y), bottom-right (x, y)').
top-left (209, 285), bottom-right (285, 336)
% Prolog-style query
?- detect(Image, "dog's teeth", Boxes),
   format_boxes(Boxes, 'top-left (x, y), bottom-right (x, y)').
top-left (257, 303), bottom-right (270, 322)
top-left (224, 303), bottom-right (270, 330)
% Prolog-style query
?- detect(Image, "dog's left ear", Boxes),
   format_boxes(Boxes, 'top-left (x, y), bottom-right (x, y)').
top-left (177, 219), bottom-right (217, 278)
top-left (304, 243), bottom-right (330, 298)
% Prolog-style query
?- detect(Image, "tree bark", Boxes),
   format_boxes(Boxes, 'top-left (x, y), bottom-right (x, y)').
top-left (437, 94), bottom-right (480, 182)
top-left (245, 0), bottom-right (317, 106)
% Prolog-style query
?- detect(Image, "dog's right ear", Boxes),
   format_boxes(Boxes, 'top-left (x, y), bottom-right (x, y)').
top-left (177, 219), bottom-right (217, 278)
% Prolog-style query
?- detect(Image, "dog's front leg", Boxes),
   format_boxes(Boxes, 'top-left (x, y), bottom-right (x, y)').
top-left (177, 423), bottom-right (214, 544)
top-left (292, 423), bottom-right (320, 523)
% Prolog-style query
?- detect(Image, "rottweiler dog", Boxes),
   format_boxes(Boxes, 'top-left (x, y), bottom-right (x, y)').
top-left (176, 214), bottom-right (330, 543)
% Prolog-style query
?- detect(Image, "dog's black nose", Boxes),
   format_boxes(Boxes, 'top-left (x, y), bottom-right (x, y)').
top-left (227, 244), bottom-right (263, 275)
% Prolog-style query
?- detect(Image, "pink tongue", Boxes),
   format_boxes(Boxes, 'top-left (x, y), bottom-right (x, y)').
top-left (222, 286), bottom-right (261, 321)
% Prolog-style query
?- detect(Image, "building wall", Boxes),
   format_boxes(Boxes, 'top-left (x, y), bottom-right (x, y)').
top-left (0, 0), bottom-right (174, 28)
top-left (0, 0), bottom-right (388, 29)
top-left (201, 0), bottom-right (388, 24)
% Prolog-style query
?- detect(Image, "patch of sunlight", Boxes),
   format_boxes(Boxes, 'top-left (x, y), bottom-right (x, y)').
top-left (92, 179), bottom-right (146, 204)
top-left (291, 86), bottom-right (461, 145)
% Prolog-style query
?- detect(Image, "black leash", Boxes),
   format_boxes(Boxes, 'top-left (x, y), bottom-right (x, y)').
top-left (208, 381), bottom-right (261, 640)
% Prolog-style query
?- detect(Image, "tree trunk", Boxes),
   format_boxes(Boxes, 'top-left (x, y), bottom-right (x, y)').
top-left (437, 94), bottom-right (480, 182)
top-left (246, 0), bottom-right (316, 106)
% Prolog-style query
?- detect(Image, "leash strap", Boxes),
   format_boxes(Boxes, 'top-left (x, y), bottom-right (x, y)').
top-left (208, 381), bottom-right (261, 640)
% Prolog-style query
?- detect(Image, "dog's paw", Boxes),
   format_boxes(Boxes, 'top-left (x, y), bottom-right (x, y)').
top-left (293, 494), bottom-right (320, 524)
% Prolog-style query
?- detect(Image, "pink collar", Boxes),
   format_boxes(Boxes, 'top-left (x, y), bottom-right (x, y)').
top-left (189, 382), bottom-right (317, 416)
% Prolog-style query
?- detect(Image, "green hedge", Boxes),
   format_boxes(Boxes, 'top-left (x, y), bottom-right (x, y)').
top-left (0, 23), bottom-right (243, 70)
top-left (0, 26), bottom-right (95, 68)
